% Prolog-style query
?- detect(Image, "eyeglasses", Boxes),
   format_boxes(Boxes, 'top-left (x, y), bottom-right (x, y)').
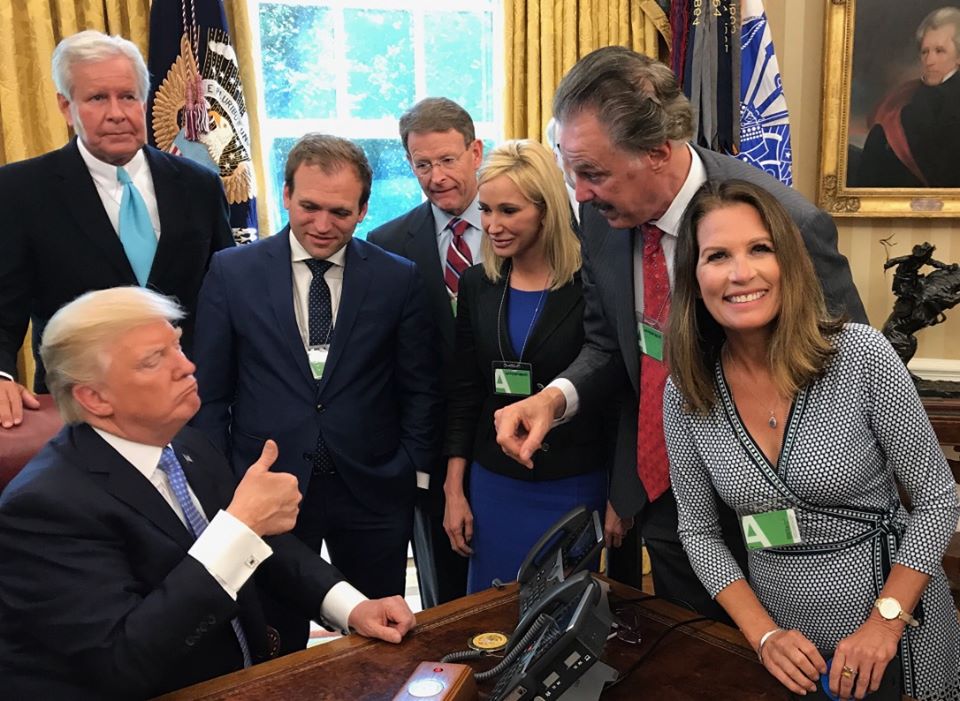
top-left (411, 150), bottom-right (468, 176)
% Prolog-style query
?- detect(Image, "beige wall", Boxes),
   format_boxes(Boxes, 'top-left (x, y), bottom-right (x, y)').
top-left (764, 0), bottom-right (960, 365)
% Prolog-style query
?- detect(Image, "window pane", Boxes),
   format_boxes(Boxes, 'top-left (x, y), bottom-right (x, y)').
top-left (266, 137), bottom-right (421, 240)
top-left (355, 138), bottom-right (421, 239)
top-left (424, 11), bottom-right (494, 122)
top-left (259, 3), bottom-right (336, 119)
top-left (344, 10), bottom-right (415, 119)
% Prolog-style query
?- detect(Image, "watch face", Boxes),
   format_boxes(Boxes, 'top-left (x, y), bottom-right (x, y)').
top-left (877, 598), bottom-right (899, 619)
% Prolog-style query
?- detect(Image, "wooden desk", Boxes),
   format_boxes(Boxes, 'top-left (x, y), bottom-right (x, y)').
top-left (157, 580), bottom-right (789, 701)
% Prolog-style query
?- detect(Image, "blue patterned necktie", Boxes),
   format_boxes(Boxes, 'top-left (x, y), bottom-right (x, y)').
top-left (303, 259), bottom-right (337, 476)
top-left (157, 447), bottom-right (252, 667)
top-left (305, 259), bottom-right (334, 346)
top-left (116, 166), bottom-right (157, 286)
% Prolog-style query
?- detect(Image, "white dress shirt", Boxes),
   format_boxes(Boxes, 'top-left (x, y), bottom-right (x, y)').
top-left (551, 144), bottom-right (706, 419)
top-left (92, 427), bottom-right (365, 632)
top-left (432, 195), bottom-right (484, 265)
top-left (77, 138), bottom-right (162, 239)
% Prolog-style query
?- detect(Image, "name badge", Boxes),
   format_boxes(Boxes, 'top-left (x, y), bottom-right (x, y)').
top-left (307, 344), bottom-right (330, 380)
top-left (492, 361), bottom-right (533, 396)
top-left (740, 508), bottom-right (802, 550)
top-left (638, 322), bottom-right (665, 362)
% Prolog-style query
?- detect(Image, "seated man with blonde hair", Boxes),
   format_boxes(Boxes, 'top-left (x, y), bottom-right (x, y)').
top-left (0, 287), bottom-right (414, 700)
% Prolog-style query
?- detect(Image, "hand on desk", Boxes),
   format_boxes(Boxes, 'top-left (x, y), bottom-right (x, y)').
top-left (226, 440), bottom-right (301, 536)
top-left (760, 628), bottom-right (825, 696)
top-left (348, 596), bottom-right (416, 644)
top-left (829, 616), bottom-right (900, 700)
top-left (494, 388), bottom-right (565, 468)
top-left (0, 379), bottom-right (39, 429)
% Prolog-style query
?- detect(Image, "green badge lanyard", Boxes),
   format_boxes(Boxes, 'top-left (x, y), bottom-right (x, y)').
top-left (492, 264), bottom-right (549, 397)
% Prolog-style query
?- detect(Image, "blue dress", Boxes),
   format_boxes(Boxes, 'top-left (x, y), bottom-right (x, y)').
top-left (466, 287), bottom-right (607, 593)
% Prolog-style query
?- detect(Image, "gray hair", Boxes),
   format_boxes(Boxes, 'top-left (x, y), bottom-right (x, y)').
top-left (40, 287), bottom-right (185, 424)
top-left (399, 97), bottom-right (476, 153)
top-left (52, 30), bottom-right (150, 101)
top-left (552, 46), bottom-right (693, 153)
top-left (917, 7), bottom-right (960, 55)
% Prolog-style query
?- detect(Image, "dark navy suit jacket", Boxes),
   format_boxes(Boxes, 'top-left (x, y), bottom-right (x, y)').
top-left (0, 138), bottom-right (234, 389)
top-left (191, 230), bottom-right (443, 515)
top-left (0, 424), bottom-right (344, 699)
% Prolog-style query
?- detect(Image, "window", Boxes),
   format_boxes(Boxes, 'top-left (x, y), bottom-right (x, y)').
top-left (250, 0), bottom-right (503, 237)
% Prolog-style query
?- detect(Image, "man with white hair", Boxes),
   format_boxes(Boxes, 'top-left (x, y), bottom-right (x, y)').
top-left (0, 287), bottom-right (414, 699)
top-left (0, 29), bottom-right (234, 430)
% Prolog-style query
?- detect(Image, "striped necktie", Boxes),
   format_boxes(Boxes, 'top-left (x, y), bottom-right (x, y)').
top-left (443, 217), bottom-right (472, 297)
top-left (157, 447), bottom-right (253, 667)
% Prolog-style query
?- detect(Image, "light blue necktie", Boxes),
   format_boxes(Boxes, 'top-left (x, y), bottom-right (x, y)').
top-left (117, 166), bottom-right (157, 286)
top-left (157, 447), bottom-right (252, 667)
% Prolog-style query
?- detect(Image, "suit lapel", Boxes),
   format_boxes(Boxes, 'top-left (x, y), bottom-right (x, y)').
top-left (405, 204), bottom-right (454, 351)
top-left (145, 146), bottom-right (187, 286)
top-left (55, 140), bottom-right (137, 283)
top-left (318, 239), bottom-right (369, 392)
top-left (264, 228), bottom-right (316, 387)
top-left (604, 225), bottom-right (640, 393)
top-left (522, 278), bottom-right (582, 360)
top-left (75, 425), bottom-right (194, 550)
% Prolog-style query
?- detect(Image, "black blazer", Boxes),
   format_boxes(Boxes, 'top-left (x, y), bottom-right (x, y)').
top-left (445, 265), bottom-right (612, 482)
top-left (0, 139), bottom-right (234, 389)
top-left (0, 424), bottom-right (344, 700)
top-left (367, 202), bottom-right (455, 370)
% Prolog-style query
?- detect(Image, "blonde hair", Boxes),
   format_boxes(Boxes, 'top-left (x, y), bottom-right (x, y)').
top-left (667, 180), bottom-right (842, 414)
top-left (40, 287), bottom-right (185, 424)
top-left (477, 139), bottom-right (581, 289)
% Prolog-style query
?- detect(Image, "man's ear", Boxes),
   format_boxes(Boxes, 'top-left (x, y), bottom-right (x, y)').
top-left (646, 141), bottom-right (672, 173)
top-left (72, 383), bottom-right (113, 419)
top-left (57, 94), bottom-right (74, 128)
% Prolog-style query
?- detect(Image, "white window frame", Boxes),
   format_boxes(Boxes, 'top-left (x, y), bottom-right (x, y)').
top-left (247, 0), bottom-right (505, 233)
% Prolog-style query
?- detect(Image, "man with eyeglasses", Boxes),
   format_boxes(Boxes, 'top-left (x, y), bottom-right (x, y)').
top-left (368, 97), bottom-right (483, 608)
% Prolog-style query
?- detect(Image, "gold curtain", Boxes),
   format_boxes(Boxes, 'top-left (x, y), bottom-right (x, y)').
top-left (222, 0), bottom-right (270, 239)
top-left (0, 0), bottom-right (150, 385)
top-left (505, 0), bottom-right (672, 141)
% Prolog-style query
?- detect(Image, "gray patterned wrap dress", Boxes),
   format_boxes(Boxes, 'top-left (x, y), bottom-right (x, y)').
top-left (664, 324), bottom-right (960, 700)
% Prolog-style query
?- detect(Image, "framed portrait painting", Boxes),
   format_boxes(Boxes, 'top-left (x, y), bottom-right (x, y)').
top-left (819, 0), bottom-right (960, 217)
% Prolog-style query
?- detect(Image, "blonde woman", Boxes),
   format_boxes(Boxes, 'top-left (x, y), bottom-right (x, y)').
top-left (442, 140), bottom-right (612, 592)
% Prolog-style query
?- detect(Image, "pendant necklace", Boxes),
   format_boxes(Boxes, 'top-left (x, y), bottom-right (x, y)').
top-left (723, 348), bottom-right (782, 430)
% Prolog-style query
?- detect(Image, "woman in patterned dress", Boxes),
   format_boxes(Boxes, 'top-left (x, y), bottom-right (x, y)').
top-left (662, 179), bottom-right (960, 700)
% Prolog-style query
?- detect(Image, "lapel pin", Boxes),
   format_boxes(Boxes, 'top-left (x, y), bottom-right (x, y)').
top-left (183, 454), bottom-right (194, 463)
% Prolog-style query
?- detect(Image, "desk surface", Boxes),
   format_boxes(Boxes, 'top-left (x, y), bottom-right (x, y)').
top-left (157, 580), bottom-right (791, 701)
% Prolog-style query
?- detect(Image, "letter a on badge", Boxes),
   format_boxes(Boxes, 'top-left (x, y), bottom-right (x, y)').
top-left (741, 515), bottom-right (773, 549)
top-left (494, 368), bottom-right (511, 394)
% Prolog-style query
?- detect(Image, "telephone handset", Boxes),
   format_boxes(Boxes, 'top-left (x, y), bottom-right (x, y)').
top-left (487, 571), bottom-right (615, 701)
top-left (516, 506), bottom-right (603, 617)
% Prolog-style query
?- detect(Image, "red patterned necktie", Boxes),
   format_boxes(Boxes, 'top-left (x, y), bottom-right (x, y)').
top-left (443, 217), bottom-right (472, 297)
top-left (636, 223), bottom-right (671, 502)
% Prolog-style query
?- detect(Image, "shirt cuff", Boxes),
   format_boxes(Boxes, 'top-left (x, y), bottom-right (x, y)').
top-left (320, 581), bottom-right (368, 633)
top-left (0, 372), bottom-right (14, 382)
top-left (546, 378), bottom-right (579, 423)
top-left (189, 509), bottom-right (273, 599)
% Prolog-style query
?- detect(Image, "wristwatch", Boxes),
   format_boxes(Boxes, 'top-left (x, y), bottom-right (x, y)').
top-left (874, 597), bottom-right (919, 627)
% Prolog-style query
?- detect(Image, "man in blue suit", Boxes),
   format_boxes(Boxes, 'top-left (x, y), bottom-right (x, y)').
top-left (192, 134), bottom-right (443, 653)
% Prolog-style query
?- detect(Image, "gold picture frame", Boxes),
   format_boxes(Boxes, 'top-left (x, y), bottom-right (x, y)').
top-left (819, 0), bottom-right (960, 217)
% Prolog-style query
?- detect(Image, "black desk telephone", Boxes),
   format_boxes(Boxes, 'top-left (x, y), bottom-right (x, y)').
top-left (435, 507), bottom-right (615, 701)
top-left (516, 506), bottom-right (604, 618)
